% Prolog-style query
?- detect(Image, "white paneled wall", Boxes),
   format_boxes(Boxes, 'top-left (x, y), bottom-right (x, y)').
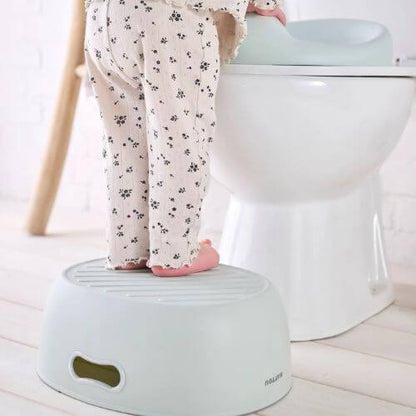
top-left (382, 100), bottom-right (416, 267)
top-left (1, 0), bottom-right (416, 269)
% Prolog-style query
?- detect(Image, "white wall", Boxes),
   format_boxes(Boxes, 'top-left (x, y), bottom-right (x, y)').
top-left (1, 0), bottom-right (416, 268)
top-left (0, 0), bottom-right (71, 201)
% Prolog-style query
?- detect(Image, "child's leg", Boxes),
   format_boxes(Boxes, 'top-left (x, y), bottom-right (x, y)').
top-left (84, 0), bottom-right (220, 274)
top-left (84, 4), bottom-right (150, 270)
top-left (132, 2), bottom-right (221, 271)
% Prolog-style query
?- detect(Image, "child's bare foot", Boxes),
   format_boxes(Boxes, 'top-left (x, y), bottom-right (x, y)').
top-left (115, 259), bottom-right (148, 270)
top-left (151, 240), bottom-right (220, 277)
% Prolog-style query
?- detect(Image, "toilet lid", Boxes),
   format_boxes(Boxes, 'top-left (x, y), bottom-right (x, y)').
top-left (223, 64), bottom-right (416, 78)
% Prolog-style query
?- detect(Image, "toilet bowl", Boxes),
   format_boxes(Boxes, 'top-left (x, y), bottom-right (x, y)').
top-left (212, 16), bottom-right (416, 341)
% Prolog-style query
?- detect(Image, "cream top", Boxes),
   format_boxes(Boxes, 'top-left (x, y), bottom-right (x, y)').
top-left (84, 0), bottom-right (284, 65)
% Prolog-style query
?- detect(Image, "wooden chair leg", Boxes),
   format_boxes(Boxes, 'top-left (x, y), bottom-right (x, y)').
top-left (26, 0), bottom-right (86, 235)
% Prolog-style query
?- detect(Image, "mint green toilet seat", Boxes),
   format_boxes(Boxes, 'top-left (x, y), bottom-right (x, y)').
top-left (232, 15), bottom-right (393, 66)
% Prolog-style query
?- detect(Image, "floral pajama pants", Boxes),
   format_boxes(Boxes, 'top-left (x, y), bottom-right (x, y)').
top-left (84, 0), bottom-right (220, 269)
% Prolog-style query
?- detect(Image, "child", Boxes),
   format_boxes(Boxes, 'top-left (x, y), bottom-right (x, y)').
top-left (84, 0), bottom-right (286, 276)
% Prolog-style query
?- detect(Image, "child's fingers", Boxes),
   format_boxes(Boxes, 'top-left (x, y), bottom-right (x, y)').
top-left (254, 7), bottom-right (287, 25)
top-left (274, 8), bottom-right (287, 25)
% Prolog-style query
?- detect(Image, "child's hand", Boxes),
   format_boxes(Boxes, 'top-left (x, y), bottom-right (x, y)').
top-left (247, 3), bottom-right (287, 26)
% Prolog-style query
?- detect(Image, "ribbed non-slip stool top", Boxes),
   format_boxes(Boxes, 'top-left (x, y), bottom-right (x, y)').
top-left (64, 258), bottom-right (269, 306)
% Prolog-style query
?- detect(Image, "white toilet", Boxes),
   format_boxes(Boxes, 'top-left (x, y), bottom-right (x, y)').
top-left (212, 12), bottom-right (416, 340)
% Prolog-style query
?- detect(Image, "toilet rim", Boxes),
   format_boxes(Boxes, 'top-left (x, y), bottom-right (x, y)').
top-left (222, 64), bottom-right (416, 78)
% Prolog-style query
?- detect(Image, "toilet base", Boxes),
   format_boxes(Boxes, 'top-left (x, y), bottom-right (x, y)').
top-left (219, 174), bottom-right (395, 341)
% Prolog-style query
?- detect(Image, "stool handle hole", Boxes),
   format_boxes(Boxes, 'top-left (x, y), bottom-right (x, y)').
top-left (72, 355), bottom-right (121, 388)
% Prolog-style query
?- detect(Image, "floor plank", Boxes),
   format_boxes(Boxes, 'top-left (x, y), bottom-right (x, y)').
top-left (0, 299), bottom-right (42, 348)
top-left (0, 241), bottom-right (103, 310)
top-left (0, 389), bottom-right (73, 416)
top-left (0, 267), bottom-right (54, 310)
top-left (366, 304), bottom-right (416, 334)
top-left (260, 378), bottom-right (416, 416)
top-left (292, 341), bottom-right (416, 408)
top-left (0, 233), bottom-right (104, 277)
top-left (318, 323), bottom-right (416, 366)
top-left (395, 283), bottom-right (416, 310)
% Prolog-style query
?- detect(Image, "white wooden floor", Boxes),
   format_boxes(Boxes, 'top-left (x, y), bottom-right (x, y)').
top-left (1, 199), bottom-right (416, 416)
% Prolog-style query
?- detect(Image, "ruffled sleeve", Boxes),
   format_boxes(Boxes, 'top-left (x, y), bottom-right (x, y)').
top-left (204, 1), bottom-right (249, 65)
top-left (206, 0), bottom-right (284, 65)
